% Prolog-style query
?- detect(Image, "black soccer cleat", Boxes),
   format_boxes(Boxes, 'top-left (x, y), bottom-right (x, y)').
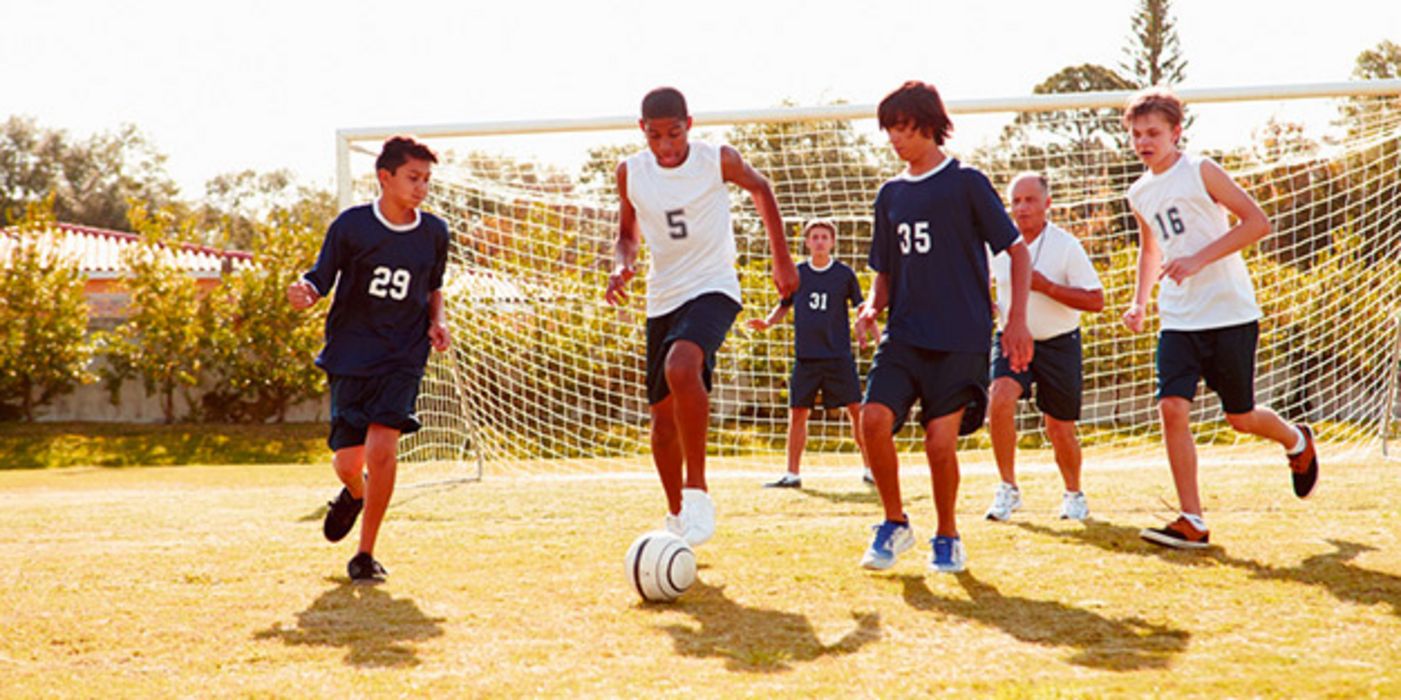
top-left (348, 552), bottom-right (387, 584)
top-left (323, 487), bottom-right (363, 543)
top-left (1288, 424), bottom-right (1319, 499)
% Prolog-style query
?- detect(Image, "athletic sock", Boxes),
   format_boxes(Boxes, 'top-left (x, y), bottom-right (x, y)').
top-left (1286, 425), bottom-right (1306, 456)
top-left (1181, 512), bottom-right (1207, 532)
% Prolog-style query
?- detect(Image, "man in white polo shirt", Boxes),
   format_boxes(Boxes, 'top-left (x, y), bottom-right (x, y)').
top-left (985, 172), bottom-right (1104, 522)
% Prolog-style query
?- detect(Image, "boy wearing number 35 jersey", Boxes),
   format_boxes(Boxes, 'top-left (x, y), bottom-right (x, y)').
top-left (288, 136), bottom-right (452, 583)
top-left (1121, 88), bottom-right (1319, 550)
top-left (605, 87), bottom-right (799, 549)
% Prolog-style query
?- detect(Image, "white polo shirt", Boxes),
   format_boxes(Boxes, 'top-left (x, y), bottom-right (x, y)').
top-left (990, 222), bottom-right (1102, 340)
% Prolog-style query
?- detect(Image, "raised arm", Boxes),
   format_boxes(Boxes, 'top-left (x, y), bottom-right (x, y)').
top-left (719, 145), bottom-right (798, 297)
top-left (1162, 160), bottom-right (1271, 284)
top-left (605, 161), bottom-right (641, 306)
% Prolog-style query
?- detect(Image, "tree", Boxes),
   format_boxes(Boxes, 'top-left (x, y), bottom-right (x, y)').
top-left (95, 204), bottom-right (210, 423)
top-left (200, 199), bottom-right (330, 422)
top-left (0, 117), bottom-right (179, 231)
top-left (1120, 0), bottom-right (1188, 88)
top-left (0, 196), bottom-right (94, 421)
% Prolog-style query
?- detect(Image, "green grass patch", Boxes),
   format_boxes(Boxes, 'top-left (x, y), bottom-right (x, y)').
top-left (0, 422), bottom-right (327, 468)
top-left (0, 451), bottom-right (1397, 697)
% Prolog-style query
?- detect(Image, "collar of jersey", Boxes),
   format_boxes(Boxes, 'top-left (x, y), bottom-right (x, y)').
top-left (896, 156), bottom-right (955, 183)
top-left (374, 199), bottom-right (421, 233)
top-left (806, 257), bottom-right (836, 272)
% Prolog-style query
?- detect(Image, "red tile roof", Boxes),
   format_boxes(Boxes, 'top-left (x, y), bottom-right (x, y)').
top-left (1, 222), bottom-right (254, 277)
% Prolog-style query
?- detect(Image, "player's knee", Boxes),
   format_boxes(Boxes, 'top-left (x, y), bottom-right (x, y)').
top-left (1045, 418), bottom-right (1077, 444)
top-left (860, 404), bottom-right (893, 441)
top-left (1225, 411), bottom-right (1256, 432)
top-left (1158, 398), bottom-right (1191, 426)
top-left (663, 352), bottom-right (704, 394)
top-left (923, 434), bottom-right (957, 467)
top-left (988, 380), bottom-right (1020, 413)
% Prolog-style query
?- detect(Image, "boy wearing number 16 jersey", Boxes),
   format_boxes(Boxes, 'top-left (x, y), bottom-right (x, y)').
top-left (288, 136), bottom-right (452, 583)
top-left (1121, 88), bottom-right (1319, 550)
top-left (605, 87), bottom-right (799, 548)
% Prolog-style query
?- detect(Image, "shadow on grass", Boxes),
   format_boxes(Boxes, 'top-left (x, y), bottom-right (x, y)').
top-left (647, 580), bottom-right (880, 673)
top-left (1016, 521), bottom-right (1401, 617)
top-left (897, 573), bottom-right (1189, 671)
top-left (254, 578), bottom-right (445, 667)
top-left (797, 485), bottom-right (881, 506)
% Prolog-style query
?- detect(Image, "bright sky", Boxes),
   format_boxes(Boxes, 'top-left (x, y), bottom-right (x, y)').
top-left (4, 0), bottom-right (1397, 197)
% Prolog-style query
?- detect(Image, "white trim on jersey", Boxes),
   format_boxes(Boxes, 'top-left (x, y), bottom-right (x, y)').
top-left (894, 155), bottom-right (955, 183)
top-left (373, 199), bottom-right (421, 233)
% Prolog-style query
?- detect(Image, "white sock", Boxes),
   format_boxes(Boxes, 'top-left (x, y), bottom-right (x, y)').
top-left (1181, 512), bottom-right (1207, 532)
top-left (1286, 426), bottom-right (1306, 456)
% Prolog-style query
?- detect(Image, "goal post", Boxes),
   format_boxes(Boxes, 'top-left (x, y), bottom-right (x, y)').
top-left (336, 80), bottom-right (1401, 476)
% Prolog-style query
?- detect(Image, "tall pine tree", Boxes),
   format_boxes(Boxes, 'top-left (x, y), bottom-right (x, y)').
top-left (1120, 0), bottom-right (1188, 88)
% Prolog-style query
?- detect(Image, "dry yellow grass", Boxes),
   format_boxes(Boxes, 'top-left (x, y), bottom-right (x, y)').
top-left (2, 448), bottom-right (1399, 698)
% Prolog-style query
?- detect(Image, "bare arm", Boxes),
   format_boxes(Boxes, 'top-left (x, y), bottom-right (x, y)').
top-left (427, 289), bottom-right (450, 351)
top-left (747, 302), bottom-right (792, 331)
top-left (1162, 160), bottom-right (1271, 284)
top-left (720, 145), bottom-right (798, 297)
top-left (605, 161), bottom-right (641, 306)
top-left (1001, 241), bottom-right (1033, 372)
top-left (853, 272), bottom-right (889, 350)
top-left (1032, 273), bottom-right (1104, 312)
top-left (1123, 209), bottom-right (1161, 332)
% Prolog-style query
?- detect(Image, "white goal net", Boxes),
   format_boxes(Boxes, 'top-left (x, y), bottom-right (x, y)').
top-left (339, 81), bottom-right (1401, 476)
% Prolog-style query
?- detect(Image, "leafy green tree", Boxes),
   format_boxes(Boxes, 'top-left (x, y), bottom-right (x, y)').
top-left (95, 204), bottom-right (209, 423)
top-left (0, 117), bottom-right (179, 230)
top-left (0, 196), bottom-right (94, 421)
top-left (200, 200), bottom-right (330, 422)
top-left (1120, 0), bottom-right (1188, 88)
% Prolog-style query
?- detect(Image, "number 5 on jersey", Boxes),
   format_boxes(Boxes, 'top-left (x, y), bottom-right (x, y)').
top-left (368, 266), bottom-right (411, 300)
top-left (666, 209), bottom-right (688, 239)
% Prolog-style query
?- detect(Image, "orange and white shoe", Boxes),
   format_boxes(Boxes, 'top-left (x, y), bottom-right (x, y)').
top-left (1140, 516), bottom-right (1210, 549)
top-left (1288, 424), bottom-right (1319, 499)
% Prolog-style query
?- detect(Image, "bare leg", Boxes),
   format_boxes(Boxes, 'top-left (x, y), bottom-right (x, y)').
top-left (861, 403), bottom-right (903, 522)
top-left (924, 410), bottom-right (964, 539)
top-left (987, 377), bottom-right (1023, 487)
top-left (1159, 397), bottom-right (1201, 517)
top-left (664, 340), bottom-right (710, 492)
top-left (845, 403), bottom-right (871, 471)
top-left (785, 407), bottom-right (811, 475)
top-left (357, 423), bottom-right (401, 555)
top-left (1044, 415), bottom-right (1082, 493)
top-left (333, 446), bottom-right (366, 499)
top-left (1225, 407), bottom-right (1299, 448)
top-left (649, 398), bottom-right (684, 515)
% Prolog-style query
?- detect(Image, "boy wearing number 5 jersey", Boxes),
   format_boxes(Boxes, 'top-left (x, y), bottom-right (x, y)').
top-left (1121, 88), bottom-right (1319, 550)
top-left (855, 81), bottom-right (1035, 574)
top-left (605, 87), bottom-right (799, 548)
top-left (288, 136), bottom-right (452, 583)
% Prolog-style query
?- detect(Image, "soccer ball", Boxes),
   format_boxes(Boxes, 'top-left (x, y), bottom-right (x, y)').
top-left (624, 530), bottom-right (696, 602)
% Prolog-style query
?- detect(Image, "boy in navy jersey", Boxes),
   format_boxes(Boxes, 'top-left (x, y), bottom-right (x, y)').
top-left (288, 136), bottom-right (452, 582)
top-left (748, 219), bottom-right (873, 488)
top-left (605, 87), bottom-right (799, 547)
top-left (1121, 89), bottom-right (1318, 549)
top-left (854, 81), bottom-right (1034, 573)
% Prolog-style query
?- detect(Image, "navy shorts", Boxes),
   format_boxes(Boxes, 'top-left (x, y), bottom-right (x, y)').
top-left (864, 338), bottom-right (988, 436)
top-left (1156, 321), bottom-right (1258, 414)
top-left (991, 329), bottom-right (1084, 421)
top-left (327, 370), bottom-right (425, 451)
top-left (645, 292), bottom-right (741, 406)
top-left (790, 357), bottom-right (862, 409)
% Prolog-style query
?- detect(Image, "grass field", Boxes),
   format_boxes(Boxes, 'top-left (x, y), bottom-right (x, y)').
top-left (2, 448), bottom-right (1399, 698)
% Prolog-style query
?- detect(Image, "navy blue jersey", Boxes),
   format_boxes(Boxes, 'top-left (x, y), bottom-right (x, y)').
top-left (781, 260), bottom-right (863, 359)
top-left (869, 158), bottom-right (1020, 353)
top-left (303, 203), bottom-right (450, 377)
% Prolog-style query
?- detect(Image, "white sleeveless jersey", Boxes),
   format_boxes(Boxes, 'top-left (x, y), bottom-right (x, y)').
top-left (1127, 153), bottom-right (1261, 331)
top-left (626, 141), bottom-right (741, 318)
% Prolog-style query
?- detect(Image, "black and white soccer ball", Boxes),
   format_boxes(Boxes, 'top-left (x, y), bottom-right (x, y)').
top-left (624, 530), bottom-right (696, 602)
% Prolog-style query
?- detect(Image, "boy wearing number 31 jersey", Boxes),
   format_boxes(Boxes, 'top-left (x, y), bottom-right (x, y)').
top-left (288, 136), bottom-right (452, 583)
top-left (605, 87), bottom-right (799, 549)
top-left (1121, 88), bottom-right (1319, 550)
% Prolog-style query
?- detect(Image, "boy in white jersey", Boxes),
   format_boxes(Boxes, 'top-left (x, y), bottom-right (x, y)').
top-left (1121, 88), bottom-right (1319, 549)
top-left (985, 172), bottom-right (1104, 522)
top-left (605, 87), bottom-right (799, 546)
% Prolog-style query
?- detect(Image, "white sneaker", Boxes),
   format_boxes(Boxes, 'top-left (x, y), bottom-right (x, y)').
top-left (664, 512), bottom-right (685, 538)
top-left (1059, 491), bottom-right (1090, 520)
top-left (764, 472), bottom-right (802, 489)
top-left (680, 488), bottom-right (715, 546)
top-left (985, 482), bottom-right (1022, 522)
top-left (929, 535), bottom-right (967, 573)
top-left (861, 468), bottom-right (875, 486)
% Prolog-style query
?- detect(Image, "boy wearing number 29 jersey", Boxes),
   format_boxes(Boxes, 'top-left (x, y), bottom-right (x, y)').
top-left (1121, 88), bottom-right (1319, 551)
top-left (289, 136), bottom-right (452, 583)
top-left (606, 87), bottom-right (798, 550)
